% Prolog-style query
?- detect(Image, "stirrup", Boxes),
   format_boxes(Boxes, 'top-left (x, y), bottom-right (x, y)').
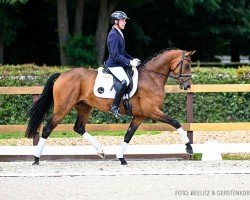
top-left (110, 106), bottom-right (121, 118)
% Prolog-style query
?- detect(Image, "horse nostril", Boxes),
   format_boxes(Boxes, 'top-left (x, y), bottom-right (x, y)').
top-left (183, 84), bottom-right (191, 90)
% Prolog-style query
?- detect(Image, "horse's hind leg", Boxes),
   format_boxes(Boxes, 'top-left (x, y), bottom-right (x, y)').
top-left (74, 103), bottom-right (104, 158)
top-left (151, 109), bottom-right (193, 155)
top-left (117, 116), bottom-right (145, 165)
top-left (33, 109), bottom-right (72, 165)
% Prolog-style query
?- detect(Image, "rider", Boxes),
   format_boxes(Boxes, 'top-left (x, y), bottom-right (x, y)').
top-left (105, 11), bottom-right (141, 117)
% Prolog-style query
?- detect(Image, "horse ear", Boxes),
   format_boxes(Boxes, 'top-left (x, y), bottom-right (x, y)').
top-left (185, 50), bottom-right (196, 56)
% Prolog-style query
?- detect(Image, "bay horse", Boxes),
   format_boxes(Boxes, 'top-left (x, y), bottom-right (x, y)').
top-left (25, 49), bottom-right (196, 165)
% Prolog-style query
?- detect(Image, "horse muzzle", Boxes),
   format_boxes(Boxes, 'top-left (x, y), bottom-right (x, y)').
top-left (178, 75), bottom-right (192, 90)
top-left (181, 82), bottom-right (191, 90)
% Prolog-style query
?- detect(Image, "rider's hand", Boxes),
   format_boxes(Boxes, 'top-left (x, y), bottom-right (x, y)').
top-left (130, 59), bottom-right (141, 67)
top-left (134, 58), bottom-right (141, 64)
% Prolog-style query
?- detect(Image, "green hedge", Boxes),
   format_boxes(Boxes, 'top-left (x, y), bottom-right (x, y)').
top-left (0, 65), bottom-right (249, 125)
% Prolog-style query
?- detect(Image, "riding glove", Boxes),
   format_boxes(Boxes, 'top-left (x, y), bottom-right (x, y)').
top-left (130, 58), bottom-right (141, 67)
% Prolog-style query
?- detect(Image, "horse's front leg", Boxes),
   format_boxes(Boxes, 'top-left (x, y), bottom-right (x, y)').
top-left (151, 109), bottom-right (193, 155)
top-left (117, 117), bottom-right (145, 165)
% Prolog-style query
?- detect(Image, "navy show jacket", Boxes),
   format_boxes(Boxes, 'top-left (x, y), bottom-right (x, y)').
top-left (105, 28), bottom-right (133, 68)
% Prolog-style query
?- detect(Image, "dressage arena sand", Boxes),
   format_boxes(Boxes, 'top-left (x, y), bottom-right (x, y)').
top-left (0, 160), bottom-right (250, 200)
top-left (0, 130), bottom-right (249, 200)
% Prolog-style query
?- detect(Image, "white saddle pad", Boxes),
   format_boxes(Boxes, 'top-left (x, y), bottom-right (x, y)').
top-left (94, 67), bottom-right (139, 99)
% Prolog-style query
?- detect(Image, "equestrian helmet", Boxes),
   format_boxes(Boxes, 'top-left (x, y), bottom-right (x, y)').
top-left (110, 11), bottom-right (129, 25)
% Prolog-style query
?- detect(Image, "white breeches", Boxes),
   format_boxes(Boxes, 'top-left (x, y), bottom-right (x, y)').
top-left (108, 67), bottom-right (130, 86)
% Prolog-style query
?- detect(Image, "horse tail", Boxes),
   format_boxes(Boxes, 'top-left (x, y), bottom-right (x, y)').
top-left (25, 73), bottom-right (61, 138)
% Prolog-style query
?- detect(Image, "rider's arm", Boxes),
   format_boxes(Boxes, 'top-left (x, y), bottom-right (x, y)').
top-left (125, 52), bottom-right (133, 60)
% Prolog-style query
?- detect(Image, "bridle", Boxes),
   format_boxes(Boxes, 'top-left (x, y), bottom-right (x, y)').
top-left (142, 51), bottom-right (192, 85)
top-left (170, 51), bottom-right (192, 85)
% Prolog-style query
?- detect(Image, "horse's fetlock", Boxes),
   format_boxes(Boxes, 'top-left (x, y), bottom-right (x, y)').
top-left (185, 142), bottom-right (192, 149)
top-left (73, 126), bottom-right (84, 135)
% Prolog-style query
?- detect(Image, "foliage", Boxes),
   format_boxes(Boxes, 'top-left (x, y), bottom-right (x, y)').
top-left (237, 66), bottom-right (250, 81)
top-left (0, 64), bottom-right (68, 76)
top-left (0, 0), bottom-right (249, 65)
top-left (0, 3), bottom-right (24, 48)
top-left (0, 0), bottom-right (27, 4)
top-left (0, 65), bottom-right (249, 125)
top-left (64, 34), bottom-right (96, 67)
top-left (193, 153), bottom-right (250, 160)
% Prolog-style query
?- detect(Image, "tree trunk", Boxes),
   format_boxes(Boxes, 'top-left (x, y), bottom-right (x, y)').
top-left (230, 38), bottom-right (240, 62)
top-left (0, 36), bottom-right (3, 64)
top-left (95, 0), bottom-right (115, 65)
top-left (57, 0), bottom-right (69, 65)
top-left (74, 0), bottom-right (84, 34)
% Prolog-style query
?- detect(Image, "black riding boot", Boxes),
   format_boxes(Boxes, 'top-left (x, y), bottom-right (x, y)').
top-left (110, 80), bottom-right (127, 117)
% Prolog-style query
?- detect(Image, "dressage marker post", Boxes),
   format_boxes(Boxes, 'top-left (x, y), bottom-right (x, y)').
top-left (186, 92), bottom-right (193, 143)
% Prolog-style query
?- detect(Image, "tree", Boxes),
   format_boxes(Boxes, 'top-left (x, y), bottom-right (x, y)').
top-left (95, 0), bottom-right (115, 65)
top-left (176, 0), bottom-right (250, 61)
top-left (213, 0), bottom-right (250, 61)
top-left (0, 0), bottom-right (26, 64)
top-left (57, 0), bottom-right (69, 65)
top-left (1, 0), bottom-right (249, 65)
top-left (74, 0), bottom-right (84, 34)
top-left (0, 0), bottom-right (27, 3)
top-left (170, 0), bottom-right (223, 60)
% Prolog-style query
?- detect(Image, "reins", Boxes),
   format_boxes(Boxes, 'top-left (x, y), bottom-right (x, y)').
top-left (141, 68), bottom-right (169, 77)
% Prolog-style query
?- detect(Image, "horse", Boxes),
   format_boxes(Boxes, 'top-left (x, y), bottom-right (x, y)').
top-left (25, 48), bottom-right (196, 165)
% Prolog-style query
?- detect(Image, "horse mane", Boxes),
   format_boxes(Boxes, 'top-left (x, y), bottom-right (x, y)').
top-left (137, 47), bottom-right (180, 68)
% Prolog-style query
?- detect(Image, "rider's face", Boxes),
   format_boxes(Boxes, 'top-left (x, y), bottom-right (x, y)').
top-left (117, 19), bottom-right (126, 30)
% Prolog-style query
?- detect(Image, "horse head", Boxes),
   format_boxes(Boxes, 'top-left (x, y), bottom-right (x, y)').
top-left (170, 50), bottom-right (196, 90)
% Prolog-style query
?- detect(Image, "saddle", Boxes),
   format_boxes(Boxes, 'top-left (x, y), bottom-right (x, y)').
top-left (93, 67), bottom-right (139, 115)
top-left (102, 67), bottom-right (134, 94)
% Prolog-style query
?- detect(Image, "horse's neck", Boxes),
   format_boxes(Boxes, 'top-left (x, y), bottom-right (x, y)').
top-left (144, 52), bottom-right (172, 84)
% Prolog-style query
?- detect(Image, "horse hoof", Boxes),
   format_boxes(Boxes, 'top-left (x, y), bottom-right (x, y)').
top-left (97, 149), bottom-right (105, 159)
top-left (186, 148), bottom-right (194, 155)
top-left (32, 156), bottom-right (40, 165)
top-left (119, 158), bottom-right (128, 165)
top-left (32, 161), bottom-right (39, 165)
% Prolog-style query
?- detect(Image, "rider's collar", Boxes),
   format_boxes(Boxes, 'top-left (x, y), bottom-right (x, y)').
top-left (113, 27), bottom-right (124, 39)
